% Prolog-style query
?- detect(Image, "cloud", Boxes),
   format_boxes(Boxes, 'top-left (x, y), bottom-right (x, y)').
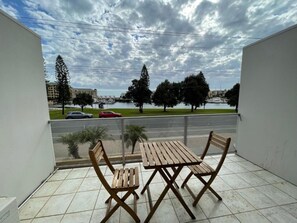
top-left (1, 0), bottom-right (297, 96)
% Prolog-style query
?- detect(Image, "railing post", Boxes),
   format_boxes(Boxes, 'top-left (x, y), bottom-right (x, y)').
top-left (184, 116), bottom-right (188, 145)
top-left (121, 118), bottom-right (125, 165)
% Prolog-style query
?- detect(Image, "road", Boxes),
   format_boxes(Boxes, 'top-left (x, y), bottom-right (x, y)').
top-left (50, 114), bottom-right (238, 142)
top-left (51, 114), bottom-right (238, 163)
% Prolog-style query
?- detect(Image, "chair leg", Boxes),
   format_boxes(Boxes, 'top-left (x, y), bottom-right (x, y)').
top-left (192, 175), bottom-right (217, 207)
top-left (181, 172), bottom-right (193, 188)
top-left (102, 190), bottom-right (140, 223)
top-left (197, 175), bottom-right (222, 200)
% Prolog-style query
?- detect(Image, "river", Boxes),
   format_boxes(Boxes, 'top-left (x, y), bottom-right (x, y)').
top-left (96, 102), bottom-right (232, 109)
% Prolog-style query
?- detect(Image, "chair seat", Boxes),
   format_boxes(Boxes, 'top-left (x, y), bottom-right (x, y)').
top-left (111, 167), bottom-right (139, 191)
top-left (189, 161), bottom-right (215, 176)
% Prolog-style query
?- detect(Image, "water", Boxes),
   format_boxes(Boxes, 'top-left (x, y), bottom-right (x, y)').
top-left (96, 102), bottom-right (232, 109)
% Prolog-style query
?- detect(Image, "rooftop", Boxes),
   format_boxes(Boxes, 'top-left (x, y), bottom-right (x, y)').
top-left (19, 154), bottom-right (297, 223)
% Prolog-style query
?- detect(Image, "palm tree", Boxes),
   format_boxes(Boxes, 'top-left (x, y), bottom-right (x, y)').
top-left (80, 126), bottom-right (110, 150)
top-left (124, 125), bottom-right (148, 154)
top-left (60, 132), bottom-right (81, 159)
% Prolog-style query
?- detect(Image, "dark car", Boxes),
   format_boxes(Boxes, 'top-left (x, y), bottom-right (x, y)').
top-left (66, 111), bottom-right (93, 119)
top-left (99, 111), bottom-right (122, 118)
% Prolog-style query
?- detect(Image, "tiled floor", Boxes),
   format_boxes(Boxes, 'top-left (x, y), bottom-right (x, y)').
top-left (19, 154), bottom-right (297, 223)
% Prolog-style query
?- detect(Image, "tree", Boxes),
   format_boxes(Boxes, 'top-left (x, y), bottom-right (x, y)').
top-left (182, 71), bottom-right (210, 112)
top-left (55, 55), bottom-right (71, 115)
top-left (73, 93), bottom-right (94, 111)
top-left (79, 126), bottom-right (110, 150)
top-left (124, 125), bottom-right (148, 154)
top-left (60, 132), bottom-right (81, 159)
top-left (225, 83), bottom-right (240, 112)
top-left (126, 64), bottom-right (152, 113)
top-left (152, 80), bottom-right (179, 112)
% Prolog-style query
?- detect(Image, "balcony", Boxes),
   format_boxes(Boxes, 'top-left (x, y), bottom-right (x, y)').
top-left (19, 153), bottom-right (297, 222)
top-left (50, 114), bottom-right (238, 166)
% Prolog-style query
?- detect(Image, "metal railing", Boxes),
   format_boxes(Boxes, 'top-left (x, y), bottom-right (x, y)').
top-left (50, 113), bottom-right (239, 165)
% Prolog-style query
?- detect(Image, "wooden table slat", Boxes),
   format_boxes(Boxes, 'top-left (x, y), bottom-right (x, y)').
top-left (165, 141), bottom-right (188, 163)
top-left (150, 143), bottom-right (162, 166)
top-left (140, 141), bottom-right (201, 169)
top-left (143, 143), bottom-right (155, 167)
top-left (174, 141), bottom-right (199, 163)
top-left (155, 142), bottom-right (174, 165)
top-left (160, 141), bottom-right (179, 164)
top-left (140, 143), bottom-right (149, 167)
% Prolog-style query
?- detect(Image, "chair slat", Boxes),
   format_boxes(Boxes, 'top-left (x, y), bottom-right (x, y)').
top-left (210, 140), bottom-right (226, 150)
top-left (182, 132), bottom-right (231, 206)
top-left (89, 140), bottom-right (140, 222)
top-left (134, 167), bottom-right (139, 187)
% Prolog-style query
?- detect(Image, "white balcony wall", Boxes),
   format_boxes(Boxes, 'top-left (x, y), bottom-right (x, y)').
top-left (237, 25), bottom-right (297, 185)
top-left (0, 10), bottom-right (55, 204)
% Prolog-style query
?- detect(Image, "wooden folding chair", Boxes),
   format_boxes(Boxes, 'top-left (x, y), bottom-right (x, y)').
top-left (89, 140), bottom-right (140, 223)
top-left (181, 131), bottom-right (231, 206)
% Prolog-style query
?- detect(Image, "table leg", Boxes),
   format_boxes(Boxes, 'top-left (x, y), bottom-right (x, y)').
top-left (159, 167), bottom-right (195, 219)
top-left (141, 169), bottom-right (158, 194)
top-left (144, 166), bottom-right (195, 223)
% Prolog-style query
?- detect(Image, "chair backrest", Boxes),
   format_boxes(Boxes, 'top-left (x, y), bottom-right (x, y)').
top-left (89, 140), bottom-right (115, 192)
top-left (201, 131), bottom-right (231, 173)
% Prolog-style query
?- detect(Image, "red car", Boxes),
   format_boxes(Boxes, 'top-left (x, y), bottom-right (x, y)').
top-left (99, 111), bottom-right (122, 118)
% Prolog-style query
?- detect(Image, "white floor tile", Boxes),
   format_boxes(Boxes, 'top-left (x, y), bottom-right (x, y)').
top-left (254, 170), bottom-right (285, 184)
top-left (120, 202), bottom-right (148, 223)
top-left (217, 166), bottom-right (234, 175)
top-left (221, 174), bottom-right (251, 189)
top-left (236, 187), bottom-right (276, 209)
top-left (223, 163), bottom-right (248, 173)
top-left (198, 193), bottom-right (232, 218)
top-left (67, 191), bottom-right (98, 213)
top-left (235, 210), bottom-right (270, 223)
top-left (227, 155), bottom-right (246, 162)
top-left (95, 189), bottom-right (111, 209)
top-left (66, 168), bottom-right (89, 179)
top-left (255, 185), bottom-right (296, 205)
top-left (149, 199), bottom-right (180, 223)
top-left (260, 206), bottom-right (297, 223)
top-left (220, 190), bottom-right (254, 213)
top-left (31, 215), bottom-right (63, 223)
top-left (36, 194), bottom-right (74, 217)
top-left (54, 179), bottom-right (83, 195)
top-left (209, 215), bottom-right (240, 223)
top-left (33, 181), bottom-right (62, 197)
top-left (78, 177), bottom-right (101, 192)
top-left (274, 182), bottom-right (297, 199)
top-left (236, 172), bottom-right (268, 187)
top-left (61, 210), bottom-right (92, 223)
top-left (211, 176), bottom-right (233, 192)
top-left (237, 161), bottom-right (263, 171)
top-left (281, 203), bottom-right (297, 218)
top-left (146, 182), bottom-right (170, 202)
top-left (171, 196), bottom-right (207, 222)
top-left (90, 208), bottom-right (120, 223)
top-left (19, 197), bottom-right (49, 220)
top-left (142, 171), bottom-right (164, 184)
top-left (48, 169), bottom-right (71, 181)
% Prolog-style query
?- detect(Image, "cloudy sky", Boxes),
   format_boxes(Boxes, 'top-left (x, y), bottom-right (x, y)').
top-left (1, 0), bottom-right (297, 96)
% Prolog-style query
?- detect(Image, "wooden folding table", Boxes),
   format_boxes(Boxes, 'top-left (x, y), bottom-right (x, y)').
top-left (140, 141), bottom-right (202, 223)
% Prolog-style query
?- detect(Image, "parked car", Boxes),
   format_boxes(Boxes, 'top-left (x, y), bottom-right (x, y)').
top-left (99, 111), bottom-right (122, 118)
top-left (66, 111), bottom-right (93, 119)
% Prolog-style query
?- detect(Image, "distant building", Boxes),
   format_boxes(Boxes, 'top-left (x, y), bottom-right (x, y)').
top-left (46, 81), bottom-right (59, 100)
top-left (208, 90), bottom-right (227, 98)
top-left (46, 82), bottom-right (98, 102)
top-left (71, 88), bottom-right (98, 101)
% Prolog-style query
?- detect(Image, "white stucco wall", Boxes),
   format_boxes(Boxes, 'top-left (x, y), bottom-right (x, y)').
top-left (237, 25), bottom-right (297, 185)
top-left (0, 10), bottom-right (55, 204)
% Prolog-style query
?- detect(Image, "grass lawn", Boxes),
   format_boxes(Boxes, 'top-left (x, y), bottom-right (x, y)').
top-left (49, 107), bottom-right (236, 120)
